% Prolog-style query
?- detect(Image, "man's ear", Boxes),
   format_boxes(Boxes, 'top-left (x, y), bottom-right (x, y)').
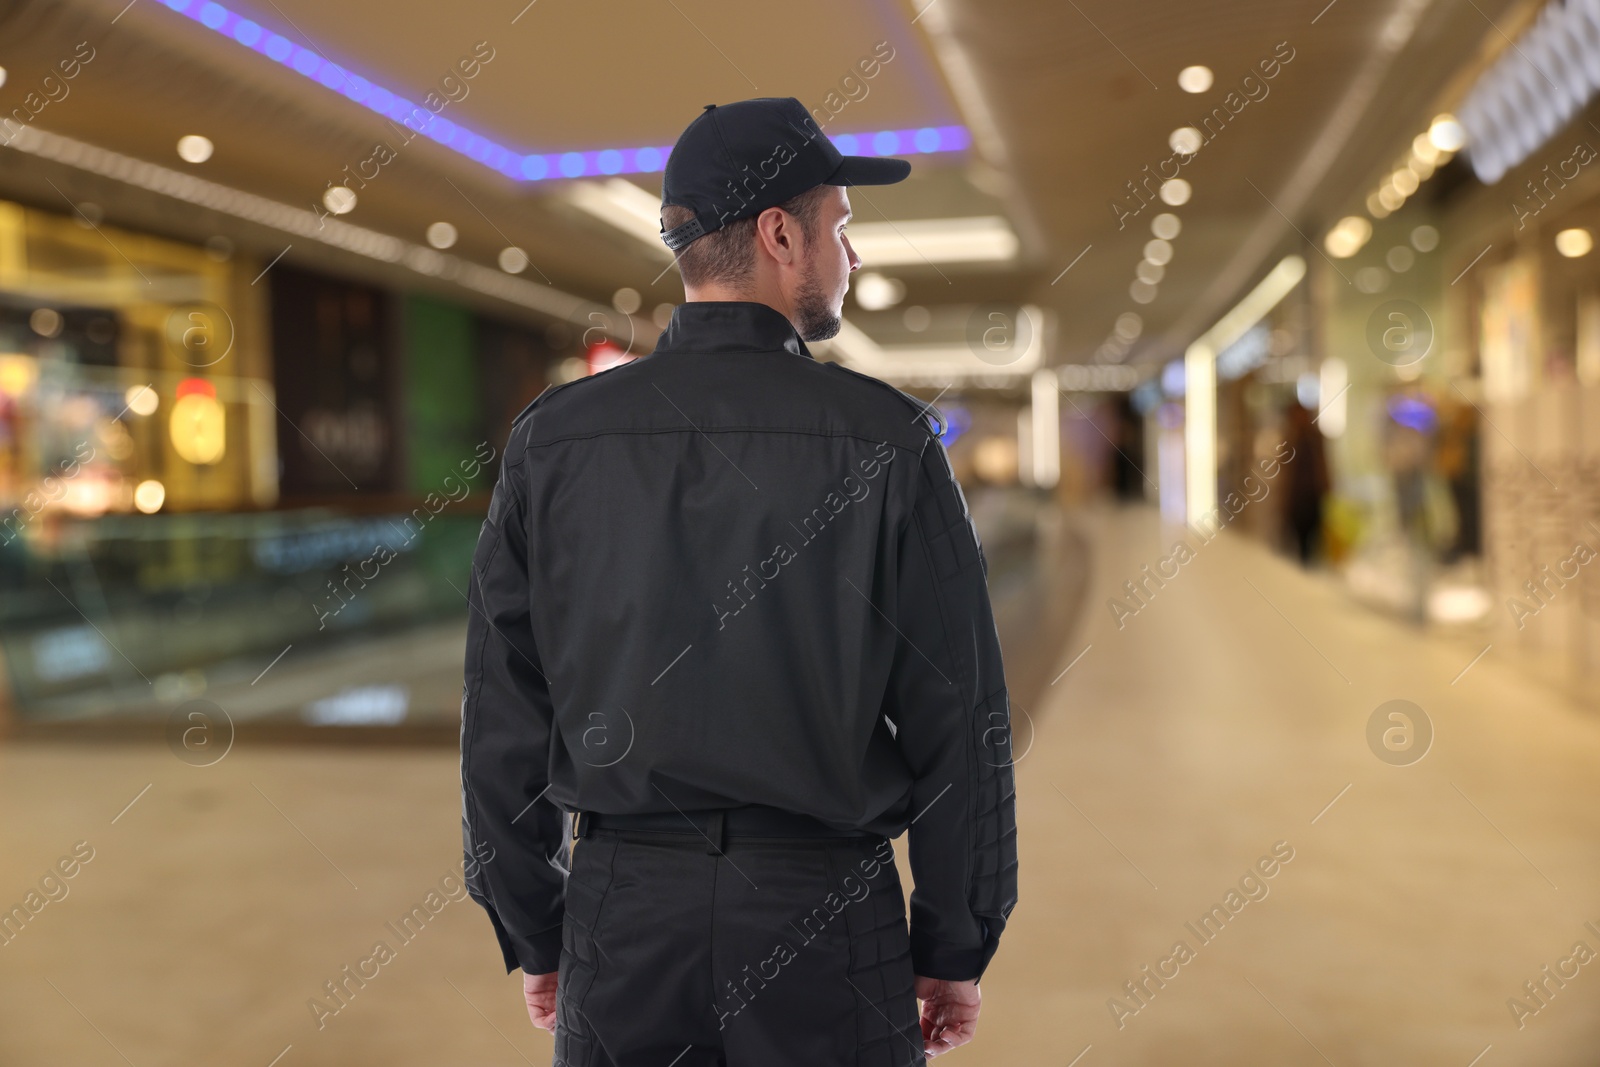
top-left (755, 207), bottom-right (797, 266)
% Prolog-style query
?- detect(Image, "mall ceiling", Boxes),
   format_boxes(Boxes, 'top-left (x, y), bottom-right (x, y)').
top-left (0, 0), bottom-right (1529, 366)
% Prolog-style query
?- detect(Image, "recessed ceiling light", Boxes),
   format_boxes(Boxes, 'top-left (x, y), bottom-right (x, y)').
top-left (322, 185), bottom-right (356, 214)
top-left (902, 305), bottom-right (931, 332)
top-left (499, 246), bottom-right (529, 273)
top-left (854, 272), bottom-right (906, 311)
top-left (426, 221), bottom-right (457, 249)
top-left (1151, 213), bottom-right (1181, 240)
top-left (1168, 127), bottom-right (1203, 155)
top-left (1556, 228), bottom-right (1593, 257)
top-left (1114, 312), bottom-right (1142, 340)
top-left (1136, 260), bottom-right (1165, 284)
top-left (1391, 169), bottom-right (1420, 196)
top-left (613, 287), bottom-right (642, 315)
top-left (1366, 192), bottom-right (1391, 219)
top-left (134, 479), bottom-right (166, 514)
top-left (1428, 113), bottom-right (1466, 152)
top-left (1177, 65), bottom-right (1213, 93)
top-left (1143, 239), bottom-right (1173, 265)
top-left (1386, 246), bottom-right (1415, 272)
top-left (1324, 216), bottom-right (1372, 258)
top-left (125, 385), bottom-right (159, 416)
top-left (177, 135), bottom-right (213, 164)
top-left (29, 308), bottom-right (62, 338)
top-left (1159, 179), bottom-right (1191, 206)
top-left (1130, 279), bottom-right (1158, 304)
top-left (1410, 225), bottom-right (1439, 252)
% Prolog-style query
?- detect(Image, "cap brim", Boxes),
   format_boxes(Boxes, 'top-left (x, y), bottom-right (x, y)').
top-left (826, 155), bottom-right (912, 186)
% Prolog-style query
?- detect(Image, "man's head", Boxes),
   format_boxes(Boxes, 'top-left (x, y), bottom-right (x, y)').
top-left (658, 97), bottom-right (910, 341)
top-left (662, 184), bottom-right (857, 340)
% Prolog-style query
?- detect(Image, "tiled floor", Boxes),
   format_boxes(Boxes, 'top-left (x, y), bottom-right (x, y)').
top-left (2, 505), bottom-right (1598, 1065)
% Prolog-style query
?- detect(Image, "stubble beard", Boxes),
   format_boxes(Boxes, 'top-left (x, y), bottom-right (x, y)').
top-left (793, 257), bottom-right (842, 342)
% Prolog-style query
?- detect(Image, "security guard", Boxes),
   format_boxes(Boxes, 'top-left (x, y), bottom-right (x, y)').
top-left (461, 97), bottom-right (1018, 1066)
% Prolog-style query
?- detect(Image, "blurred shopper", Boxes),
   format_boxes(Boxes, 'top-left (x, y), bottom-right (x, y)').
top-left (1281, 401), bottom-right (1329, 565)
top-left (1435, 400), bottom-right (1481, 562)
top-left (461, 97), bottom-right (1018, 1066)
top-left (1385, 393), bottom-right (1455, 624)
top-left (1109, 395), bottom-right (1145, 503)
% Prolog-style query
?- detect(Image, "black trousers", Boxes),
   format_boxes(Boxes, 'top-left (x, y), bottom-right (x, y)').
top-left (553, 827), bottom-right (925, 1067)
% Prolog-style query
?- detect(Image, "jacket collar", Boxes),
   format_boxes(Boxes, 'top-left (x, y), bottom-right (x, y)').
top-left (651, 301), bottom-right (813, 360)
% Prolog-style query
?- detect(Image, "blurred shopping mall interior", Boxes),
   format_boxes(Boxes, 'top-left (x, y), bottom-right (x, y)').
top-left (1, 0), bottom-right (1600, 1062)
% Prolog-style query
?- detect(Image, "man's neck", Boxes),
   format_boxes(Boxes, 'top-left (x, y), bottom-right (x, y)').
top-left (683, 281), bottom-right (797, 334)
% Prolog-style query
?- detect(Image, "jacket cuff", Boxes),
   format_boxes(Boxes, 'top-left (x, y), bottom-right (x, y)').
top-left (909, 929), bottom-right (987, 982)
top-left (485, 907), bottom-right (565, 975)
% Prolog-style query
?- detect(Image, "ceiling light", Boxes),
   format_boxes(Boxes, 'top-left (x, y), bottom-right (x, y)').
top-left (426, 221), bottom-right (457, 249)
top-left (566, 178), bottom-right (674, 259)
top-left (1143, 238), bottom-right (1173, 265)
top-left (1410, 225), bottom-right (1439, 252)
top-left (1391, 169), bottom-right (1420, 196)
top-left (29, 308), bottom-right (62, 337)
top-left (125, 384), bottom-right (159, 416)
top-left (1407, 156), bottom-right (1435, 180)
top-left (1151, 213), bottom-right (1181, 240)
top-left (1114, 312), bottom-right (1143, 340)
top-left (1159, 179), bottom-right (1191, 206)
top-left (1130, 279), bottom-right (1158, 303)
top-left (1412, 134), bottom-right (1443, 165)
top-left (322, 185), bottom-right (356, 214)
top-left (1178, 65), bottom-right (1213, 93)
top-left (0, 68), bottom-right (7, 90)
top-left (1386, 246), bottom-right (1415, 272)
top-left (842, 216), bottom-right (1018, 266)
top-left (902, 305), bottom-right (931, 332)
top-left (1136, 260), bottom-right (1165, 284)
top-left (1556, 228), bottom-right (1593, 257)
top-left (1169, 127), bottom-right (1203, 155)
top-left (1377, 183), bottom-right (1405, 211)
top-left (1324, 216), bottom-right (1372, 258)
top-left (134, 480), bottom-right (166, 514)
top-left (854, 272), bottom-right (906, 311)
top-left (1428, 113), bottom-right (1466, 152)
top-left (613, 287), bottom-right (642, 314)
top-left (652, 303), bottom-right (675, 329)
top-left (499, 246), bottom-right (529, 273)
top-left (177, 135), bottom-right (213, 164)
top-left (1366, 192), bottom-right (1391, 218)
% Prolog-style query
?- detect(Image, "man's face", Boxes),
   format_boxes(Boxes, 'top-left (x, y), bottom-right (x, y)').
top-left (791, 185), bottom-right (861, 342)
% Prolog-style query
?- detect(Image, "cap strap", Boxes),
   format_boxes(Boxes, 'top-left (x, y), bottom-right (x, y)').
top-left (661, 214), bottom-right (707, 252)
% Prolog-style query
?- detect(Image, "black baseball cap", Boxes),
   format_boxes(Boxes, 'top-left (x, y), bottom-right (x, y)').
top-left (660, 97), bottom-right (911, 253)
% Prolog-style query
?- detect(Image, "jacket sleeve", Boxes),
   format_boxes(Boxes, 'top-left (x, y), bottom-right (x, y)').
top-left (460, 443), bottom-right (568, 975)
top-left (885, 433), bottom-right (1019, 983)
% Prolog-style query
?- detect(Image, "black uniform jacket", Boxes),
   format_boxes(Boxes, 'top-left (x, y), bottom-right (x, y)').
top-left (461, 300), bottom-right (1018, 983)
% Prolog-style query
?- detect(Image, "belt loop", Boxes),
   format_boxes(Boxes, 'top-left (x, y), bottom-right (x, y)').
top-left (705, 810), bottom-right (724, 854)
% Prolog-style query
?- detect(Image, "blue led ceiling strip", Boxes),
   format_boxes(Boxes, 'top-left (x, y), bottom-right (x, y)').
top-left (161, 0), bottom-right (971, 181)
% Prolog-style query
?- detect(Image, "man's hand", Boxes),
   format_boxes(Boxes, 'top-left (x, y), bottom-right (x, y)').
top-left (523, 969), bottom-right (559, 1031)
top-left (915, 975), bottom-right (981, 1057)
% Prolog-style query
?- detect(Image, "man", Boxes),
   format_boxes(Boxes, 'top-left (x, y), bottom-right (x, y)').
top-left (461, 96), bottom-right (1018, 1066)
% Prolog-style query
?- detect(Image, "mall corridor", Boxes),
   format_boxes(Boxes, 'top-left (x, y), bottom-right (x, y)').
top-left (3, 506), bottom-right (1596, 1066)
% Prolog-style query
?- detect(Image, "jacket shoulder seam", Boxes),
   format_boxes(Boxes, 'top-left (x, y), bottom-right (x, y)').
top-left (821, 362), bottom-right (947, 437)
